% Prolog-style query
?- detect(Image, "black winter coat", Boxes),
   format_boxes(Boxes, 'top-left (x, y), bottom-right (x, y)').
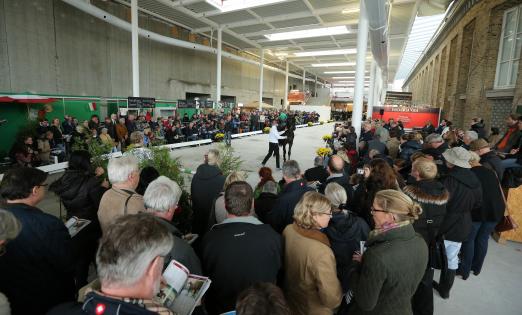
top-left (325, 211), bottom-right (370, 292)
top-left (191, 164), bottom-right (225, 236)
top-left (254, 192), bottom-right (278, 224)
top-left (0, 203), bottom-right (75, 315)
top-left (319, 174), bottom-right (354, 201)
top-left (470, 166), bottom-right (505, 222)
top-left (47, 291), bottom-right (160, 315)
top-left (201, 220), bottom-right (282, 314)
top-left (403, 180), bottom-right (448, 244)
top-left (400, 140), bottom-right (422, 162)
top-left (471, 122), bottom-right (486, 140)
top-left (268, 179), bottom-right (314, 233)
top-left (480, 150), bottom-right (504, 182)
top-left (439, 167), bottom-right (482, 242)
top-left (50, 170), bottom-right (107, 220)
top-left (304, 165), bottom-right (329, 183)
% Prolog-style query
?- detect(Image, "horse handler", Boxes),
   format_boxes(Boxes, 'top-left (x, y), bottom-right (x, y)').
top-left (261, 120), bottom-right (286, 170)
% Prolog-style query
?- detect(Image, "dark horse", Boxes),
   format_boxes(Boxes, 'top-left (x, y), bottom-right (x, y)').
top-left (278, 116), bottom-right (296, 162)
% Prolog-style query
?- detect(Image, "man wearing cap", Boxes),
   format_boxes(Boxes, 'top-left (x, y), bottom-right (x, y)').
top-left (434, 147), bottom-right (482, 299)
top-left (470, 139), bottom-right (504, 182)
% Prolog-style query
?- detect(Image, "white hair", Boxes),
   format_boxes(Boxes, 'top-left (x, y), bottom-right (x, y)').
top-left (108, 155), bottom-right (139, 184)
top-left (325, 182), bottom-right (347, 208)
top-left (143, 176), bottom-right (182, 212)
top-left (465, 130), bottom-right (478, 141)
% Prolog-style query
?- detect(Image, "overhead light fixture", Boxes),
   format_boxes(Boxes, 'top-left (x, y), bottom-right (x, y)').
top-left (265, 26), bottom-right (350, 41)
top-left (342, 7), bottom-right (359, 15)
top-left (324, 71), bottom-right (356, 74)
top-left (206, 0), bottom-right (287, 12)
top-left (311, 62), bottom-right (355, 67)
top-left (332, 76), bottom-right (370, 79)
top-left (293, 48), bottom-right (357, 57)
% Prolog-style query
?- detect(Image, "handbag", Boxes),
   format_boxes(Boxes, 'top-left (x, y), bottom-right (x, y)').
top-left (494, 178), bottom-right (518, 233)
top-left (425, 206), bottom-right (447, 271)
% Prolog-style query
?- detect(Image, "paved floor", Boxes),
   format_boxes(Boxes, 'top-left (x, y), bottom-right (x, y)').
top-left (38, 123), bottom-right (522, 315)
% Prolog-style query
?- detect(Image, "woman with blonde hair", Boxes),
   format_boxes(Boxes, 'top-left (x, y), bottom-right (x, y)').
top-left (283, 191), bottom-right (342, 315)
top-left (348, 189), bottom-right (428, 315)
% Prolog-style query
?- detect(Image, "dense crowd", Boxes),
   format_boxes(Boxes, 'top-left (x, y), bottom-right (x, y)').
top-left (8, 109), bottom-right (320, 167)
top-left (0, 112), bottom-right (520, 315)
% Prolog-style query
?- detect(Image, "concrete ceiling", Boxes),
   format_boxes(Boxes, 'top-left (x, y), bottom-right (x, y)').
top-left (111, 0), bottom-right (445, 86)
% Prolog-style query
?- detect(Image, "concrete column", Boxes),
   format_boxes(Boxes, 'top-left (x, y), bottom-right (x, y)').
top-left (302, 69), bottom-right (306, 92)
top-left (315, 74), bottom-right (318, 95)
top-left (216, 28), bottom-right (222, 103)
top-left (258, 49), bottom-right (264, 111)
top-left (284, 61), bottom-right (289, 109)
top-left (131, 0), bottom-right (139, 96)
top-left (367, 60), bottom-right (377, 118)
top-left (352, 0), bottom-right (368, 140)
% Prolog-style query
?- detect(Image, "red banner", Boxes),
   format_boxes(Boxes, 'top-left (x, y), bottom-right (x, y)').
top-left (372, 106), bottom-right (440, 129)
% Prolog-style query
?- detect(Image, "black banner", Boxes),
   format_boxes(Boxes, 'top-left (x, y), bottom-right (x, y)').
top-left (127, 97), bottom-right (155, 108)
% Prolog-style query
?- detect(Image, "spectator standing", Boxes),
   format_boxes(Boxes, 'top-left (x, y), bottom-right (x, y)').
top-left (0, 210), bottom-right (22, 315)
top-left (435, 147), bottom-right (482, 299)
top-left (348, 190), bottom-right (428, 315)
top-left (143, 176), bottom-right (202, 274)
top-left (461, 131), bottom-right (478, 150)
top-left (0, 167), bottom-right (75, 314)
top-left (399, 133), bottom-right (422, 162)
top-left (235, 283), bottom-right (291, 315)
top-left (211, 171), bottom-right (246, 226)
top-left (304, 156), bottom-right (329, 184)
top-left (268, 160), bottom-right (313, 233)
top-left (470, 139), bottom-right (504, 182)
top-left (50, 151), bottom-right (108, 289)
top-left (115, 117), bottom-right (128, 147)
top-left (254, 166), bottom-right (278, 199)
top-left (98, 155), bottom-right (145, 233)
top-left (254, 180), bottom-right (279, 224)
top-left (191, 149), bottom-right (225, 237)
top-left (201, 181), bottom-right (282, 314)
top-left (422, 121), bottom-right (436, 135)
top-left (458, 152), bottom-right (505, 280)
top-left (283, 192), bottom-right (342, 315)
top-left (48, 214), bottom-right (175, 315)
top-left (319, 155), bottom-right (353, 200)
top-left (470, 118), bottom-right (486, 140)
top-left (403, 158), bottom-right (449, 315)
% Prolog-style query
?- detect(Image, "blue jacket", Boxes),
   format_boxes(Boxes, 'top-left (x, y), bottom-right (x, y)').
top-left (0, 203), bottom-right (75, 315)
top-left (268, 179), bottom-right (314, 233)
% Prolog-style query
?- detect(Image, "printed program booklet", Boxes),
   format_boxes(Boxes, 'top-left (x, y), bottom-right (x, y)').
top-left (65, 216), bottom-right (91, 237)
top-left (156, 259), bottom-right (211, 315)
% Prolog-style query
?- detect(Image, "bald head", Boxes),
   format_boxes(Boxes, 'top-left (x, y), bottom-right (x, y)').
top-left (328, 155), bottom-right (344, 174)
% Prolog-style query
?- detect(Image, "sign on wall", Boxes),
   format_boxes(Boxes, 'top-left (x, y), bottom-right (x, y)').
top-left (127, 97), bottom-right (156, 108)
top-left (372, 105), bottom-right (441, 129)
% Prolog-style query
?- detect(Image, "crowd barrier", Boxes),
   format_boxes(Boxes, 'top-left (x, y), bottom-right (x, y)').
top-left (0, 122), bottom-right (325, 180)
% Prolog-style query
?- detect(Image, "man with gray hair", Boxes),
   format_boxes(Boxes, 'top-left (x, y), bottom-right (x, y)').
top-left (304, 156), bottom-right (328, 184)
top-left (422, 133), bottom-right (449, 162)
top-left (462, 130), bottom-right (478, 150)
top-left (191, 149), bottom-right (225, 237)
top-left (48, 213), bottom-right (175, 314)
top-left (98, 155), bottom-right (145, 233)
top-left (268, 160), bottom-right (313, 233)
top-left (144, 176), bottom-right (202, 274)
top-left (254, 180), bottom-right (279, 223)
top-left (202, 181), bottom-right (282, 314)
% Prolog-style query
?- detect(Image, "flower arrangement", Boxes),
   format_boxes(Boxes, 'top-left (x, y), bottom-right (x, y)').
top-left (316, 147), bottom-right (332, 157)
top-left (214, 133), bottom-right (225, 141)
top-left (263, 127), bottom-right (271, 134)
top-left (322, 134), bottom-right (333, 141)
top-left (217, 143), bottom-right (244, 177)
top-left (307, 122), bottom-right (314, 127)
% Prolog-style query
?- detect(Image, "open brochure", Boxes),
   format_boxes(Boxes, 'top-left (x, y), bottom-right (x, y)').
top-left (156, 259), bottom-right (211, 315)
top-left (65, 216), bottom-right (91, 237)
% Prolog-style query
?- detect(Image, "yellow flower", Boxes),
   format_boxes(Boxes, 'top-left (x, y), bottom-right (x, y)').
top-left (263, 127), bottom-right (271, 134)
top-left (316, 147), bottom-right (332, 157)
top-left (307, 122), bottom-right (314, 127)
top-left (215, 133), bottom-right (225, 139)
top-left (322, 134), bottom-right (333, 141)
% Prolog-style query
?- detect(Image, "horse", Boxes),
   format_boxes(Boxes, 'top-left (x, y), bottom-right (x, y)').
top-left (278, 116), bottom-right (296, 162)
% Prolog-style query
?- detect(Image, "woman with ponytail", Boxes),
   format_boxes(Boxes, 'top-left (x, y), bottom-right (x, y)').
top-left (347, 189), bottom-right (428, 315)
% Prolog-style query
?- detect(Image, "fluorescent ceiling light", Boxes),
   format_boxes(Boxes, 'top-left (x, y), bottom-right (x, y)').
top-left (342, 7), bottom-right (359, 15)
top-left (332, 76), bottom-right (370, 79)
top-left (311, 62), bottom-right (355, 67)
top-left (324, 71), bottom-right (356, 74)
top-left (206, 0), bottom-right (286, 12)
top-left (265, 26), bottom-right (350, 41)
top-left (293, 48), bottom-right (357, 57)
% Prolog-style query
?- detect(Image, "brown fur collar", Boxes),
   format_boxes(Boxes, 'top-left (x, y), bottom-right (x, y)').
top-left (403, 184), bottom-right (449, 206)
top-left (292, 223), bottom-right (331, 247)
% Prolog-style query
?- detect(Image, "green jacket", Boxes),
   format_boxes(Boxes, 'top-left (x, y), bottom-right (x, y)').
top-left (348, 224), bottom-right (428, 315)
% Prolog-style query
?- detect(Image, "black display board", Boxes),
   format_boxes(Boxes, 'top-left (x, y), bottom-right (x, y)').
top-left (202, 100), bottom-right (214, 108)
top-left (177, 100), bottom-right (188, 108)
top-left (127, 97), bottom-right (155, 108)
top-left (177, 100), bottom-right (196, 108)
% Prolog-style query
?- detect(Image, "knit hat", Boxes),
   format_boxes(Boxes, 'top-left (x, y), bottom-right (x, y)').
top-left (442, 147), bottom-right (472, 169)
top-left (469, 139), bottom-right (489, 151)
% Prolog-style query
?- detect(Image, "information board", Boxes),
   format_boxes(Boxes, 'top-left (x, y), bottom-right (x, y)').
top-left (127, 97), bottom-right (155, 108)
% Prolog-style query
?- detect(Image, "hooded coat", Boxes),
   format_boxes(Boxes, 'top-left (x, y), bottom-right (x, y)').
top-left (439, 167), bottom-right (482, 242)
top-left (190, 163), bottom-right (225, 236)
top-left (325, 211), bottom-right (370, 291)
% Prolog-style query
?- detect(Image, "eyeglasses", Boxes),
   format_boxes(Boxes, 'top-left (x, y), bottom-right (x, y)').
top-left (370, 206), bottom-right (387, 215)
top-left (313, 210), bottom-right (333, 217)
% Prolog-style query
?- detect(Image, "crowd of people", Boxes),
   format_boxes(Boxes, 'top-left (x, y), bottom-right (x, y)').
top-left (8, 109), bottom-right (320, 168)
top-left (0, 111), bottom-right (520, 315)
